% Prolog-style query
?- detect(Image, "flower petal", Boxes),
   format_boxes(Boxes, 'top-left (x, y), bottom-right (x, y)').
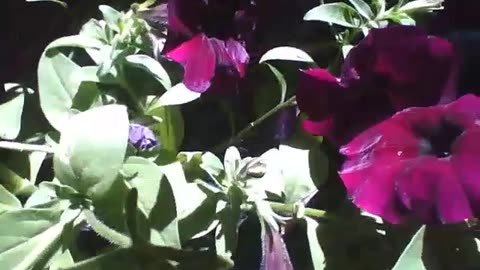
top-left (261, 225), bottom-right (293, 270)
top-left (396, 157), bottom-right (473, 224)
top-left (340, 157), bottom-right (407, 224)
top-left (452, 127), bottom-right (480, 215)
top-left (166, 34), bottom-right (216, 92)
top-left (296, 68), bottom-right (342, 120)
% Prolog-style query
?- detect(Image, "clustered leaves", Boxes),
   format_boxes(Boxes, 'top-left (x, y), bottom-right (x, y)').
top-left (2, 0), bottom-right (480, 269)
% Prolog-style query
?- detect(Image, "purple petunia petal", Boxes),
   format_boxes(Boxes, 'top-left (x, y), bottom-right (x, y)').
top-left (260, 225), bottom-right (293, 270)
top-left (128, 124), bottom-right (159, 151)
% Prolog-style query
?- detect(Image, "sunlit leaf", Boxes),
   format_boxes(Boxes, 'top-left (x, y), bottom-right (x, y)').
top-left (99, 5), bottom-right (122, 32)
top-left (0, 184), bottom-right (21, 211)
top-left (148, 105), bottom-right (184, 154)
top-left (54, 105), bottom-right (129, 199)
top-left (155, 83), bottom-right (201, 107)
top-left (0, 83), bottom-right (27, 140)
top-left (259, 47), bottom-right (316, 63)
top-left (348, 0), bottom-right (374, 20)
top-left (392, 226), bottom-right (427, 270)
top-left (0, 208), bottom-right (75, 270)
top-left (304, 3), bottom-right (361, 28)
top-left (124, 54), bottom-right (172, 90)
top-left (304, 217), bottom-right (326, 270)
top-left (26, 0), bottom-right (67, 8)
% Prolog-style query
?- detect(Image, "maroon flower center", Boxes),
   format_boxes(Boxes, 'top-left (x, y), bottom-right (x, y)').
top-left (416, 118), bottom-right (464, 158)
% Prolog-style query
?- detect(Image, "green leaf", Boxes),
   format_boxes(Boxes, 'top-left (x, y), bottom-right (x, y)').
top-left (0, 84), bottom-right (27, 140)
top-left (392, 226), bottom-right (427, 270)
top-left (25, 0), bottom-right (67, 8)
top-left (278, 144), bottom-right (326, 203)
top-left (155, 83), bottom-right (201, 107)
top-left (259, 47), bottom-right (316, 63)
top-left (199, 152), bottom-right (225, 179)
top-left (99, 5), bottom-right (122, 32)
top-left (398, 0), bottom-right (443, 13)
top-left (159, 161), bottom-right (219, 243)
top-left (348, 0), bottom-right (374, 20)
top-left (44, 35), bottom-right (104, 52)
top-left (304, 3), bottom-right (361, 28)
top-left (252, 64), bottom-right (287, 118)
top-left (124, 54), bottom-right (172, 90)
top-left (0, 184), bottom-right (21, 211)
top-left (57, 248), bottom-right (142, 270)
top-left (0, 208), bottom-right (74, 270)
top-left (304, 217), bottom-right (326, 270)
top-left (0, 162), bottom-right (35, 196)
top-left (38, 54), bottom-right (101, 131)
top-left (148, 106), bottom-right (184, 154)
top-left (28, 151), bottom-right (47, 184)
top-left (54, 105), bottom-right (129, 199)
top-left (122, 157), bottom-right (180, 248)
top-left (48, 248), bottom-right (74, 269)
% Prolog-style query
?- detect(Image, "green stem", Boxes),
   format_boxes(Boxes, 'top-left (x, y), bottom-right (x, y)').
top-left (241, 201), bottom-right (328, 220)
top-left (0, 141), bottom-right (54, 153)
top-left (118, 65), bottom-right (146, 114)
top-left (212, 95), bottom-right (297, 153)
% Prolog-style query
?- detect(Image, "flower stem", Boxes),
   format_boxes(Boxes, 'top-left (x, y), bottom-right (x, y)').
top-left (241, 200), bottom-right (328, 220)
top-left (0, 141), bottom-right (54, 153)
top-left (212, 95), bottom-right (297, 153)
top-left (118, 65), bottom-right (146, 114)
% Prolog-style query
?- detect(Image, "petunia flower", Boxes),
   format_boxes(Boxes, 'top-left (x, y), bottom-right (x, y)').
top-left (260, 221), bottom-right (293, 270)
top-left (296, 26), bottom-right (458, 145)
top-left (339, 94), bottom-right (480, 224)
top-left (145, 0), bottom-right (253, 93)
top-left (128, 123), bottom-right (159, 151)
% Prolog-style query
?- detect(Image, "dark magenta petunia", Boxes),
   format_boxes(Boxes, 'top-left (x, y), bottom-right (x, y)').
top-left (148, 0), bottom-right (252, 93)
top-left (339, 94), bottom-right (480, 224)
top-left (296, 26), bottom-right (458, 145)
top-left (165, 33), bottom-right (248, 92)
top-left (128, 124), bottom-right (159, 151)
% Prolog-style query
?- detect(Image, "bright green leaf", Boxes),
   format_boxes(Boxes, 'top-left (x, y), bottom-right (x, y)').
top-left (26, 0), bottom-right (67, 8)
top-left (28, 151), bottom-right (47, 185)
top-left (57, 248), bottom-right (142, 270)
top-left (54, 105), bottom-right (129, 199)
top-left (278, 145), bottom-right (325, 203)
top-left (259, 47), bottom-right (316, 63)
top-left (0, 184), bottom-right (21, 211)
top-left (49, 249), bottom-right (75, 270)
top-left (348, 0), bottom-right (374, 20)
top-left (0, 208), bottom-right (73, 270)
top-left (148, 106), bottom-right (184, 154)
top-left (304, 217), bottom-right (326, 270)
top-left (0, 84), bottom-right (26, 140)
top-left (99, 5), bottom-right (122, 32)
top-left (398, 0), bottom-right (443, 13)
top-left (155, 83), bottom-right (201, 107)
top-left (392, 225), bottom-right (427, 270)
top-left (124, 54), bottom-right (172, 90)
top-left (123, 157), bottom-right (180, 247)
top-left (304, 3), bottom-right (361, 28)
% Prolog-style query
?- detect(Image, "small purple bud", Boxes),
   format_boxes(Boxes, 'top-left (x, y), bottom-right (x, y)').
top-left (128, 124), bottom-right (159, 151)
